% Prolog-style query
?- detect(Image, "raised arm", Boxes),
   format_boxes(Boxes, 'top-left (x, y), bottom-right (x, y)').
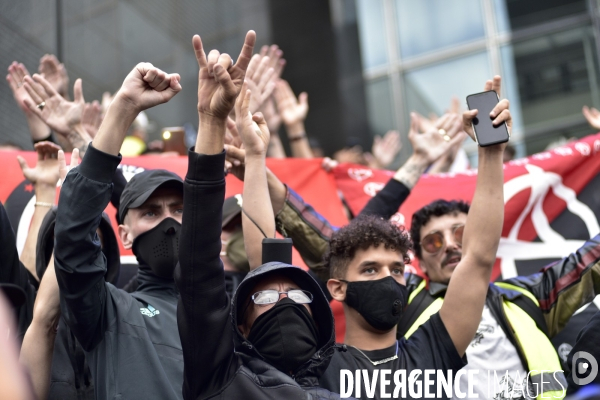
top-left (176, 31), bottom-right (255, 400)
top-left (20, 255), bottom-right (60, 400)
top-left (360, 112), bottom-right (465, 219)
top-left (235, 84), bottom-right (273, 268)
top-left (274, 80), bottom-right (312, 158)
top-left (6, 62), bottom-right (53, 144)
top-left (23, 75), bottom-right (91, 157)
top-left (439, 76), bottom-right (510, 356)
top-left (53, 63), bottom-right (180, 351)
top-left (16, 141), bottom-right (62, 281)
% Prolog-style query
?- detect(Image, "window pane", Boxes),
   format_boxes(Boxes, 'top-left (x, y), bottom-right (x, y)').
top-left (404, 52), bottom-right (492, 117)
top-left (396, 0), bottom-right (485, 59)
top-left (505, 0), bottom-right (587, 31)
top-left (356, 0), bottom-right (388, 69)
top-left (365, 77), bottom-right (395, 136)
top-left (511, 26), bottom-right (600, 135)
top-left (494, 0), bottom-right (510, 33)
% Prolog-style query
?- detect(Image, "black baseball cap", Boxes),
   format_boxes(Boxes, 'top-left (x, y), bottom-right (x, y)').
top-left (0, 283), bottom-right (26, 309)
top-left (118, 169), bottom-right (184, 224)
top-left (222, 195), bottom-right (243, 229)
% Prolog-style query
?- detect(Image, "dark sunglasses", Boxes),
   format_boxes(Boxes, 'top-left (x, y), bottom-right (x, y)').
top-left (420, 224), bottom-right (465, 254)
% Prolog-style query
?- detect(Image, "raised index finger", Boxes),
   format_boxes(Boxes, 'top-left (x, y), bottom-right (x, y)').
top-left (192, 35), bottom-right (208, 69)
top-left (233, 30), bottom-right (256, 72)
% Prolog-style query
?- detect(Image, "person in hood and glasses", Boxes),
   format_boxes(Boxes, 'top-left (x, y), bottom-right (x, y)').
top-left (52, 57), bottom-right (184, 398)
top-left (175, 31), bottom-right (350, 400)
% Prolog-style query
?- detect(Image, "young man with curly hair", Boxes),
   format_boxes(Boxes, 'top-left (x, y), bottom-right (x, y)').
top-left (317, 78), bottom-right (508, 399)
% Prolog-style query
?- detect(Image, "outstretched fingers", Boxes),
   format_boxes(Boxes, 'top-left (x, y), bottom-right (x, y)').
top-left (192, 35), bottom-right (208, 69)
top-left (73, 78), bottom-right (85, 104)
top-left (233, 30), bottom-right (256, 73)
top-left (32, 73), bottom-right (59, 98)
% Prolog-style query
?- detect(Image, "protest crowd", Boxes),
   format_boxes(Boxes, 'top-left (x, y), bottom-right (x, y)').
top-left (2, 28), bottom-right (600, 400)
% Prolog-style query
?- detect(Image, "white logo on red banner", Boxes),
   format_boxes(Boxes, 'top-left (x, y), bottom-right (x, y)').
top-left (363, 182), bottom-right (385, 197)
top-left (348, 168), bottom-right (373, 182)
top-left (497, 164), bottom-right (599, 278)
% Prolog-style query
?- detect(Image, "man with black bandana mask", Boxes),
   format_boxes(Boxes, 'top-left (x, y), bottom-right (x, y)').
top-left (318, 77), bottom-right (510, 400)
top-left (54, 61), bottom-right (184, 399)
top-left (175, 31), bottom-right (349, 399)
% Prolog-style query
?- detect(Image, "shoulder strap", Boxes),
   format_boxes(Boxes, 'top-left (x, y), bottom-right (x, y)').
top-left (397, 282), bottom-right (436, 338)
top-left (510, 294), bottom-right (550, 337)
top-left (495, 282), bottom-right (550, 337)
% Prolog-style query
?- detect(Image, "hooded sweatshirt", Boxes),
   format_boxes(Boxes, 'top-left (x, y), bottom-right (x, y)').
top-left (54, 144), bottom-right (183, 400)
top-left (176, 149), bottom-right (351, 399)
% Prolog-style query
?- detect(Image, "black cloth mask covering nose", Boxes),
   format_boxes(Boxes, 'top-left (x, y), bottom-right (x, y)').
top-left (342, 276), bottom-right (408, 331)
top-left (247, 297), bottom-right (319, 374)
top-left (132, 217), bottom-right (181, 279)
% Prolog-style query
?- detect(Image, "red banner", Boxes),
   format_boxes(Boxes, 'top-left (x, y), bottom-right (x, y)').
top-left (334, 133), bottom-right (600, 281)
top-left (4, 135), bottom-right (600, 341)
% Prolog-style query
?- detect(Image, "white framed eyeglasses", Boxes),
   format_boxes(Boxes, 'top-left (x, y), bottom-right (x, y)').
top-left (251, 289), bottom-right (313, 305)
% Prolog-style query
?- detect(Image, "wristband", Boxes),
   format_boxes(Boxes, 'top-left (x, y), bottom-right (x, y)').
top-left (35, 202), bottom-right (53, 207)
top-left (288, 133), bottom-right (306, 142)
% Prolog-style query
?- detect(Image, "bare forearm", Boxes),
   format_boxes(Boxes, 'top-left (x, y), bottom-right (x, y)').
top-left (196, 115), bottom-right (225, 155)
top-left (20, 259), bottom-right (60, 400)
top-left (462, 148), bottom-right (504, 267)
top-left (267, 134), bottom-right (286, 158)
top-left (393, 154), bottom-right (429, 189)
top-left (66, 124), bottom-right (92, 158)
top-left (25, 114), bottom-right (51, 142)
top-left (267, 168), bottom-right (287, 215)
top-left (92, 96), bottom-right (138, 156)
top-left (285, 122), bottom-right (313, 158)
top-left (243, 157), bottom-right (275, 268)
top-left (20, 185), bottom-right (55, 281)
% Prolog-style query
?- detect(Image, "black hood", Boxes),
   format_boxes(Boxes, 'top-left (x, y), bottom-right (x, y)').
top-left (231, 261), bottom-right (336, 385)
top-left (36, 206), bottom-right (120, 284)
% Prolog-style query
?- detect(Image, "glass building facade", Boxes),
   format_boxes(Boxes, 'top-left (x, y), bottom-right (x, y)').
top-left (356, 0), bottom-right (600, 164)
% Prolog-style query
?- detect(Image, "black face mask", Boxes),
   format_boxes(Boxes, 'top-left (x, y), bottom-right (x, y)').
top-left (342, 276), bottom-right (407, 331)
top-left (247, 297), bottom-right (319, 374)
top-left (132, 218), bottom-right (181, 279)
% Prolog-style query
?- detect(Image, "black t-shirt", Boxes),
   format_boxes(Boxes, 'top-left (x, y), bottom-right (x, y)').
top-left (319, 313), bottom-right (466, 400)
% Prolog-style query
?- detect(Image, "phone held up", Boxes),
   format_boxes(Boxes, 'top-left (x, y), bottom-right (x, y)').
top-left (466, 90), bottom-right (510, 147)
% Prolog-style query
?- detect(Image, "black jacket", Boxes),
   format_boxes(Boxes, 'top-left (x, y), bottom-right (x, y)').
top-left (175, 149), bottom-right (348, 400)
top-left (0, 202), bottom-right (35, 344)
top-left (55, 144), bottom-right (183, 400)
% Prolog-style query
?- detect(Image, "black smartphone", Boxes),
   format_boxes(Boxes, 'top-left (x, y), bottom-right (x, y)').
top-left (466, 90), bottom-right (510, 147)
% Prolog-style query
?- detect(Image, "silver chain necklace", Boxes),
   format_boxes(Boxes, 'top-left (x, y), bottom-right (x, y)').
top-left (346, 341), bottom-right (399, 366)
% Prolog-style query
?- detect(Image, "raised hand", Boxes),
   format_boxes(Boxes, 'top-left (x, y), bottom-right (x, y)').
top-left (462, 75), bottom-right (511, 149)
top-left (38, 54), bottom-right (69, 99)
top-left (57, 148), bottom-right (80, 185)
top-left (235, 82), bottom-right (270, 157)
top-left (17, 141), bottom-right (61, 187)
top-left (409, 112), bottom-right (465, 164)
top-left (82, 101), bottom-right (102, 138)
top-left (6, 62), bottom-right (34, 113)
top-left (194, 31), bottom-right (255, 120)
top-left (274, 79), bottom-right (308, 128)
top-left (371, 130), bottom-right (402, 169)
top-left (23, 75), bottom-right (85, 136)
top-left (583, 105), bottom-right (600, 130)
top-left (245, 54), bottom-right (276, 113)
top-left (116, 63), bottom-right (182, 113)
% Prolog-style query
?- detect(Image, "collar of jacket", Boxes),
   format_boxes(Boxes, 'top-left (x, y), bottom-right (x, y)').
top-left (135, 265), bottom-right (178, 296)
top-left (230, 261), bottom-right (336, 386)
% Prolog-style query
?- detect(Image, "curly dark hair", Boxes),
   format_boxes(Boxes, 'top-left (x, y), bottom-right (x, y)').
top-left (410, 199), bottom-right (470, 259)
top-left (324, 215), bottom-right (411, 279)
